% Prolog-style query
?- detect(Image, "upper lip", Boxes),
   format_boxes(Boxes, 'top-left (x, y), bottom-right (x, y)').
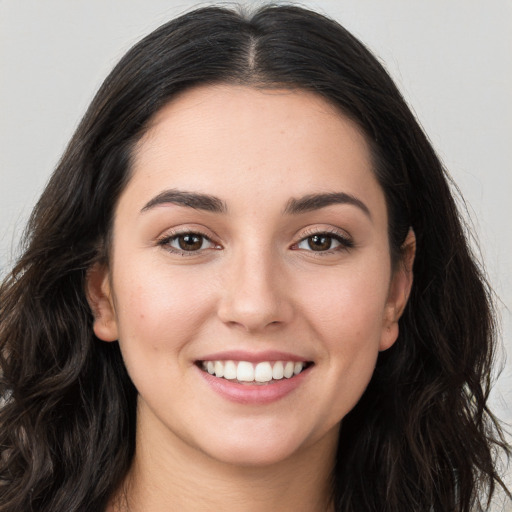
top-left (197, 350), bottom-right (311, 363)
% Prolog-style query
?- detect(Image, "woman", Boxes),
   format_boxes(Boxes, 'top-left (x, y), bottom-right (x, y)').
top-left (0, 4), bottom-right (509, 511)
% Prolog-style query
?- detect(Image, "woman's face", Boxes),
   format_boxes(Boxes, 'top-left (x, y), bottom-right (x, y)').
top-left (89, 85), bottom-right (412, 467)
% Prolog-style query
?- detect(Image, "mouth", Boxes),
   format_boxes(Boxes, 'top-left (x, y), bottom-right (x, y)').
top-left (196, 359), bottom-right (314, 385)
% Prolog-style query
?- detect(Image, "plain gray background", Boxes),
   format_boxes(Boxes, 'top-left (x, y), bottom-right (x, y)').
top-left (1, 0), bottom-right (511, 468)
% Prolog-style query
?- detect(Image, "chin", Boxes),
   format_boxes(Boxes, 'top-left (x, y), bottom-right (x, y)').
top-left (196, 421), bottom-right (337, 469)
top-left (205, 438), bottom-right (304, 468)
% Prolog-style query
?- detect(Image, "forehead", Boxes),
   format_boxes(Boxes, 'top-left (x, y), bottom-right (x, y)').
top-left (124, 84), bottom-right (385, 220)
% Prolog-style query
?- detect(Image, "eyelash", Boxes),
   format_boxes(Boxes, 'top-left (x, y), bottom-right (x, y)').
top-left (157, 230), bottom-right (219, 256)
top-left (157, 228), bottom-right (354, 256)
top-left (293, 228), bottom-right (354, 255)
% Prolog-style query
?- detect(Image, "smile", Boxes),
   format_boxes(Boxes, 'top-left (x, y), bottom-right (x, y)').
top-left (199, 360), bottom-right (311, 384)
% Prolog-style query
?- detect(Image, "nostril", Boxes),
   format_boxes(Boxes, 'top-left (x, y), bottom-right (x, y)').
top-left (217, 296), bottom-right (293, 331)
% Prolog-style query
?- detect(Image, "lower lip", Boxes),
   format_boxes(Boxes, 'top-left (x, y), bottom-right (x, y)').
top-left (197, 365), bottom-right (311, 404)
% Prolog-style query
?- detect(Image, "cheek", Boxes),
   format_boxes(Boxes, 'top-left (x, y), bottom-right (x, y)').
top-left (111, 260), bottom-right (216, 355)
top-left (297, 263), bottom-right (390, 410)
top-left (302, 265), bottom-right (390, 342)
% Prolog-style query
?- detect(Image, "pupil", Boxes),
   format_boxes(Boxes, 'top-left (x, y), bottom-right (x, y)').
top-left (308, 235), bottom-right (331, 251)
top-left (179, 234), bottom-right (202, 251)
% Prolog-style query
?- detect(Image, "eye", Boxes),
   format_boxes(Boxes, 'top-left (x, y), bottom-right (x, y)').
top-left (159, 232), bottom-right (218, 253)
top-left (295, 232), bottom-right (353, 252)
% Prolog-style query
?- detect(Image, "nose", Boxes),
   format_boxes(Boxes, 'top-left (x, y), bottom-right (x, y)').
top-left (217, 247), bottom-right (293, 333)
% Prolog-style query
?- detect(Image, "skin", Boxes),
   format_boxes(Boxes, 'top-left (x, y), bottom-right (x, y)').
top-left (87, 85), bottom-right (414, 511)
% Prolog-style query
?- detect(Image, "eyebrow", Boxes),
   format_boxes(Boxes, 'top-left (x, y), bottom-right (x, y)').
top-left (283, 192), bottom-right (371, 218)
top-left (141, 189), bottom-right (228, 214)
top-left (140, 189), bottom-right (370, 219)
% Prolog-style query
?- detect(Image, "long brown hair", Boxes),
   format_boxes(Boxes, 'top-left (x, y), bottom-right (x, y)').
top-left (0, 5), bottom-right (510, 511)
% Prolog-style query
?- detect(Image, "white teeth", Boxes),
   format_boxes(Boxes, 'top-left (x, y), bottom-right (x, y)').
top-left (214, 361), bottom-right (224, 378)
top-left (201, 359), bottom-right (308, 382)
top-left (237, 361), bottom-right (254, 382)
top-left (224, 360), bottom-right (237, 380)
top-left (254, 362), bottom-right (273, 383)
top-left (283, 361), bottom-right (294, 378)
top-left (272, 361), bottom-right (284, 380)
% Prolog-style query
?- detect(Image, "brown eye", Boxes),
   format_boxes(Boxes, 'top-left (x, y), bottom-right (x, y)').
top-left (295, 232), bottom-right (353, 253)
top-left (177, 234), bottom-right (204, 251)
top-left (307, 234), bottom-right (333, 251)
top-left (160, 232), bottom-right (216, 253)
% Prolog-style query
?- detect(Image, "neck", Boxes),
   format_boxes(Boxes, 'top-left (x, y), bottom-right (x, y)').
top-left (110, 404), bottom-right (337, 512)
